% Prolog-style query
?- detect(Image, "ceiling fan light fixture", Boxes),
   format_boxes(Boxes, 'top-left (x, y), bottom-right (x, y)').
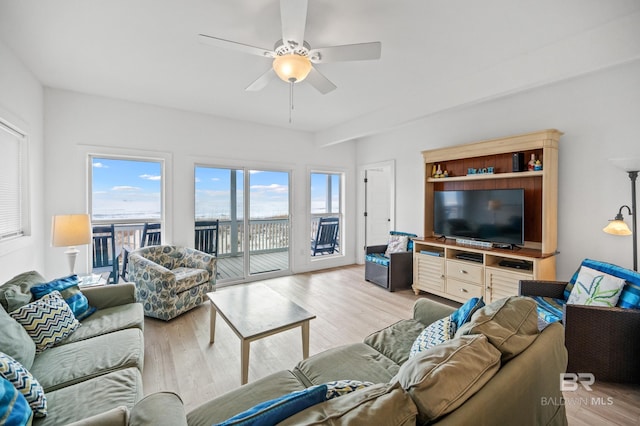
top-left (273, 54), bottom-right (311, 83)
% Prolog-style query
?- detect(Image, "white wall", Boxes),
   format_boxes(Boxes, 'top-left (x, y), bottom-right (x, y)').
top-left (43, 89), bottom-right (357, 279)
top-left (0, 41), bottom-right (45, 283)
top-left (356, 60), bottom-right (640, 279)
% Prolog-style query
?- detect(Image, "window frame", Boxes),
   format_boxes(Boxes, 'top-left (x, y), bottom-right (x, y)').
top-left (309, 168), bottom-right (346, 260)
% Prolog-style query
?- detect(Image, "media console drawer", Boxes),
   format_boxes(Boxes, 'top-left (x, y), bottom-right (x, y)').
top-left (446, 260), bottom-right (483, 285)
top-left (445, 278), bottom-right (483, 301)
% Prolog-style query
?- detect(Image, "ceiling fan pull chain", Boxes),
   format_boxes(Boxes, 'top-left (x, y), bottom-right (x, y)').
top-left (289, 79), bottom-right (294, 124)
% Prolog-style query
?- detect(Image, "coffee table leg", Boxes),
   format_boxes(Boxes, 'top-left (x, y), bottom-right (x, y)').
top-left (301, 320), bottom-right (310, 359)
top-left (241, 339), bottom-right (250, 385)
top-left (209, 303), bottom-right (216, 344)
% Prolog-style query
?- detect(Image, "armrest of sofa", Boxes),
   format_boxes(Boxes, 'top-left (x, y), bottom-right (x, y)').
top-left (129, 392), bottom-right (188, 426)
top-left (413, 298), bottom-right (456, 326)
top-left (563, 304), bottom-right (640, 382)
top-left (518, 280), bottom-right (567, 299)
top-left (82, 283), bottom-right (136, 309)
top-left (366, 245), bottom-right (388, 256)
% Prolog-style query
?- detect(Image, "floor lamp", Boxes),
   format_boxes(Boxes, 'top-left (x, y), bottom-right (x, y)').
top-left (51, 214), bottom-right (92, 275)
top-left (603, 159), bottom-right (639, 271)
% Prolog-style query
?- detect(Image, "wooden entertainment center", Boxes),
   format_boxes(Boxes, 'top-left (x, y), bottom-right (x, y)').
top-left (413, 129), bottom-right (562, 303)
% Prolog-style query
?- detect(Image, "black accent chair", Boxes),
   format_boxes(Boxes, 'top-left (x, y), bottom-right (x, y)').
top-left (121, 222), bottom-right (162, 281)
top-left (195, 220), bottom-right (220, 257)
top-left (92, 224), bottom-right (118, 283)
top-left (311, 217), bottom-right (340, 256)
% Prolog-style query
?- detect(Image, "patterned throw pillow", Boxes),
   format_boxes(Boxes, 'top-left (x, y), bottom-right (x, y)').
top-left (0, 376), bottom-right (33, 425)
top-left (0, 352), bottom-right (47, 417)
top-left (9, 291), bottom-right (80, 352)
top-left (409, 316), bottom-right (457, 359)
top-left (324, 380), bottom-right (374, 399)
top-left (567, 266), bottom-right (625, 307)
top-left (385, 235), bottom-right (409, 256)
top-left (30, 275), bottom-right (96, 320)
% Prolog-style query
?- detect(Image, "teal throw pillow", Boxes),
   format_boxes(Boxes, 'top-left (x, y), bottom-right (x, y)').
top-left (10, 291), bottom-right (80, 352)
top-left (30, 275), bottom-right (96, 320)
top-left (450, 297), bottom-right (485, 329)
top-left (0, 377), bottom-right (33, 426)
top-left (0, 352), bottom-right (47, 417)
top-left (409, 316), bottom-right (457, 359)
top-left (214, 385), bottom-right (327, 425)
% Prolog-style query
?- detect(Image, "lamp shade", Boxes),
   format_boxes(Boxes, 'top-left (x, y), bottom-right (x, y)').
top-left (603, 220), bottom-right (632, 236)
top-left (272, 54), bottom-right (312, 83)
top-left (51, 214), bottom-right (92, 247)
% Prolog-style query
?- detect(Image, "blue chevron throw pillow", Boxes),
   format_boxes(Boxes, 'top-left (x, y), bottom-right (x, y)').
top-left (9, 291), bottom-right (80, 352)
top-left (0, 352), bottom-right (46, 418)
top-left (409, 316), bottom-right (457, 359)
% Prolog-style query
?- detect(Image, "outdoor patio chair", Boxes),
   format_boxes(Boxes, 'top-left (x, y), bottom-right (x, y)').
top-left (311, 217), bottom-right (339, 256)
top-left (195, 220), bottom-right (220, 257)
top-left (121, 222), bottom-right (162, 281)
top-left (92, 224), bottom-right (118, 283)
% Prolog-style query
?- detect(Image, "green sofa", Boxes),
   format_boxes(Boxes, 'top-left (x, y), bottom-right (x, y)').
top-left (0, 272), bottom-right (144, 425)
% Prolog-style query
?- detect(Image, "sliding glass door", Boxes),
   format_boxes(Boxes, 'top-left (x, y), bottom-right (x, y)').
top-left (195, 166), bottom-right (290, 282)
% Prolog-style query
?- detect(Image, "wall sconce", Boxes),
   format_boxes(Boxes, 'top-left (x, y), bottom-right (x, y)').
top-left (51, 214), bottom-right (92, 275)
top-left (604, 158), bottom-right (638, 271)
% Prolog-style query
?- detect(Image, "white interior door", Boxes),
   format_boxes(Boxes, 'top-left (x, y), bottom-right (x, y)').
top-left (365, 166), bottom-right (393, 247)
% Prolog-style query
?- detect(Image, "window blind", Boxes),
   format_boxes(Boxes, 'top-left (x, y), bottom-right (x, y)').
top-left (0, 121), bottom-right (26, 241)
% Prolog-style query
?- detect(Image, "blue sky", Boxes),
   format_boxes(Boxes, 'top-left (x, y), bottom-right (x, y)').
top-left (93, 159), bottom-right (339, 220)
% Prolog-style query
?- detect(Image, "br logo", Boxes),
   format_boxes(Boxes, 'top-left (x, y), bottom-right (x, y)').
top-left (560, 373), bottom-right (595, 391)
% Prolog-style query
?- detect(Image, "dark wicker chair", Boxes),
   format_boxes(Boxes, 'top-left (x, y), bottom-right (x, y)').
top-left (519, 279), bottom-right (640, 383)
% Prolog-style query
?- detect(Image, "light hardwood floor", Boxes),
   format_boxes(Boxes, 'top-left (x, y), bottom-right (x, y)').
top-left (142, 264), bottom-right (640, 424)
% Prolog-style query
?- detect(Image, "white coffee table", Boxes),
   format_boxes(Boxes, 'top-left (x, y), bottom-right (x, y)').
top-left (207, 283), bottom-right (316, 384)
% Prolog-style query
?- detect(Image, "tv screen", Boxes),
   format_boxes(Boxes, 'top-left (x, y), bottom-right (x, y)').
top-left (433, 189), bottom-right (524, 245)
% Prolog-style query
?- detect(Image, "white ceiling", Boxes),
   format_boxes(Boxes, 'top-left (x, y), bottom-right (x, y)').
top-left (1, 0), bottom-right (639, 145)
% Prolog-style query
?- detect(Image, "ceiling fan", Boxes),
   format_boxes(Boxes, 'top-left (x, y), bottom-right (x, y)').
top-left (198, 0), bottom-right (382, 95)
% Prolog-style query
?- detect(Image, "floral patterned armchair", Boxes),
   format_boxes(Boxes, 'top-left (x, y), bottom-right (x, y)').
top-left (128, 245), bottom-right (216, 321)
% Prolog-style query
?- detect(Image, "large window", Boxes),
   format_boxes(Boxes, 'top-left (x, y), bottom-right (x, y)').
top-left (0, 119), bottom-right (28, 243)
top-left (310, 172), bottom-right (343, 257)
top-left (90, 157), bottom-right (162, 222)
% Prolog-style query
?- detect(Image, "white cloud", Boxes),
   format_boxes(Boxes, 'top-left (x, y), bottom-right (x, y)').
top-left (112, 185), bottom-right (141, 191)
top-left (195, 177), bottom-right (201, 183)
top-left (250, 184), bottom-right (288, 194)
top-left (93, 162), bottom-right (108, 168)
top-left (211, 178), bottom-right (220, 181)
top-left (139, 174), bottom-right (161, 181)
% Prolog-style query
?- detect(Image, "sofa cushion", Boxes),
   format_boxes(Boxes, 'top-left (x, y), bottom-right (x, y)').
top-left (29, 328), bottom-right (144, 392)
top-left (33, 367), bottom-right (142, 426)
top-left (172, 267), bottom-right (209, 294)
top-left (0, 304), bottom-right (36, 369)
top-left (30, 275), bottom-right (96, 320)
top-left (393, 334), bottom-right (501, 424)
top-left (279, 382), bottom-right (418, 426)
top-left (365, 253), bottom-right (390, 267)
top-left (294, 343), bottom-right (399, 386)
top-left (0, 352), bottom-right (47, 417)
top-left (409, 316), bottom-right (457, 359)
top-left (364, 319), bottom-right (426, 365)
top-left (57, 303), bottom-right (144, 345)
top-left (0, 271), bottom-right (45, 312)
top-left (455, 296), bottom-right (539, 362)
top-left (186, 370), bottom-right (305, 426)
top-left (567, 265), bottom-right (625, 307)
top-left (0, 376), bottom-right (33, 425)
top-left (66, 406), bottom-right (129, 426)
top-left (10, 291), bottom-right (80, 353)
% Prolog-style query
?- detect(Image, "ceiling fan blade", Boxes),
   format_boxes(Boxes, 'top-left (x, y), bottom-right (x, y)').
top-left (280, 0), bottom-right (308, 50)
top-left (305, 67), bottom-right (336, 95)
top-left (245, 68), bottom-right (276, 91)
top-left (308, 42), bottom-right (381, 63)
top-left (198, 34), bottom-right (275, 58)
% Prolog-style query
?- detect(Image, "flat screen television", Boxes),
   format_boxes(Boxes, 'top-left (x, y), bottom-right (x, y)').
top-left (433, 189), bottom-right (524, 245)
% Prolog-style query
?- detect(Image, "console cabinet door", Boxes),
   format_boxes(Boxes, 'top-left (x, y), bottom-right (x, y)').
top-left (485, 268), bottom-right (533, 303)
top-left (414, 254), bottom-right (445, 293)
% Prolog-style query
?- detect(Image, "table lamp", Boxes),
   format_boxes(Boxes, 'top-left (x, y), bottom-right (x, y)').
top-left (51, 214), bottom-right (92, 275)
top-left (603, 158), bottom-right (639, 271)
